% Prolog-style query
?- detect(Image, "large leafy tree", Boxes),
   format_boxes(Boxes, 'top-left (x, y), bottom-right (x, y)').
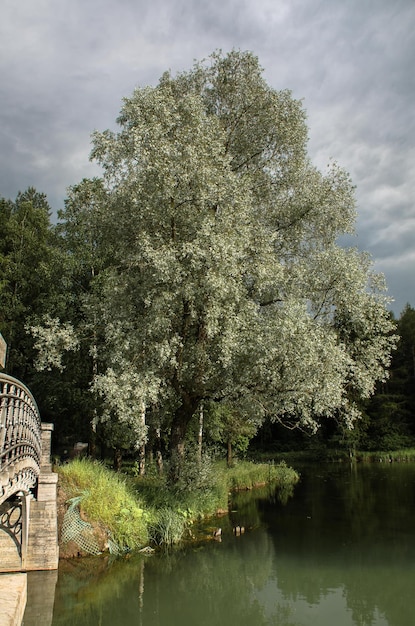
top-left (63, 50), bottom-right (395, 474)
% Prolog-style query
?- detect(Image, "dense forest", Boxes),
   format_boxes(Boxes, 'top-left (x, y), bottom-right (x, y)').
top-left (1, 51), bottom-right (412, 474)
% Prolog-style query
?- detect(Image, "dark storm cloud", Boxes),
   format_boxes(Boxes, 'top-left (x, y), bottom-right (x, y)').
top-left (0, 0), bottom-right (413, 313)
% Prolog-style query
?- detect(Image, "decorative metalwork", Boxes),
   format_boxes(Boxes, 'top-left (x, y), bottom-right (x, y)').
top-left (0, 495), bottom-right (24, 556)
top-left (0, 373), bottom-right (42, 506)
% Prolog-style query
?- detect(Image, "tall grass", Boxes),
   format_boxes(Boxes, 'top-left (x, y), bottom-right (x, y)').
top-left (58, 458), bottom-right (151, 550)
top-left (225, 460), bottom-right (299, 490)
top-left (355, 448), bottom-right (415, 463)
top-left (58, 456), bottom-right (300, 551)
top-left (148, 508), bottom-right (188, 546)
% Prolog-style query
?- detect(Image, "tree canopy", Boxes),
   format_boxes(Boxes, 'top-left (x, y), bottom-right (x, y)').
top-left (9, 51), bottom-right (395, 475)
top-left (63, 50), bottom-right (395, 470)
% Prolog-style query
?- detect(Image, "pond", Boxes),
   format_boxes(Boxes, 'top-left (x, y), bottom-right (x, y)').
top-left (24, 462), bottom-right (415, 626)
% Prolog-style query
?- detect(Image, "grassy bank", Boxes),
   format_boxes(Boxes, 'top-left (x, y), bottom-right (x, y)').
top-left (57, 458), bottom-right (299, 554)
top-left (353, 448), bottom-right (415, 463)
top-left (58, 459), bottom-right (152, 553)
top-left (250, 447), bottom-right (415, 465)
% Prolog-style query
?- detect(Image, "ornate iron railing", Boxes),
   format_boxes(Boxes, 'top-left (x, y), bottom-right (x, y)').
top-left (0, 373), bottom-right (42, 505)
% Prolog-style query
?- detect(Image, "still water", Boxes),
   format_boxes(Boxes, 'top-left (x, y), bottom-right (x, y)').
top-left (25, 462), bottom-right (415, 626)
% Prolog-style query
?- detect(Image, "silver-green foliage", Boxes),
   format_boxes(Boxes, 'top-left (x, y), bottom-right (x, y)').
top-left (40, 51), bottom-right (397, 446)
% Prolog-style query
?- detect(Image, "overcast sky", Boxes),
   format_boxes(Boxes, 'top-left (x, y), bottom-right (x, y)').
top-left (1, 0), bottom-right (414, 315)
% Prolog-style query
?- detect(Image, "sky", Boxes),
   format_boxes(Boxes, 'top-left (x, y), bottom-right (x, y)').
top-left (1, 0), bottom-right (414, 315)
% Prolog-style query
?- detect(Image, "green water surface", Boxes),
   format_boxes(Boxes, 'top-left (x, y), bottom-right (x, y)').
top-left (25, 462), bottom-right (415, 626)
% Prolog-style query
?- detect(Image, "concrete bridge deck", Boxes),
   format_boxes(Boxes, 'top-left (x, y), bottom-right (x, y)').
top-left (0, 574), bottom-right (26, 626)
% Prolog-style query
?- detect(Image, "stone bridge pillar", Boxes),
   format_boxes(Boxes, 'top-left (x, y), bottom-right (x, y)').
top-left (23, 424), bottom-right (59, 571)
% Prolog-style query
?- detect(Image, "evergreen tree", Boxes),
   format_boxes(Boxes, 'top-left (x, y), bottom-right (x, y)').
top-left (365, 304), bottom-right (415, 449)
top-left (0, 188), bottom-right (56, 379)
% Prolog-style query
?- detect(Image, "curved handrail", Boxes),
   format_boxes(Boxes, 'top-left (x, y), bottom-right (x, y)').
top-left (0, 373), bottom-right (42, 504)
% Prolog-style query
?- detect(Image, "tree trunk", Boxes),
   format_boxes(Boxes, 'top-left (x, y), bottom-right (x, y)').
top-left (138, 444), bottom-right (146, 476)
top-left (137, 400), bottom-right (146, 476)
top-left (88, 412), bottom-right (97, 459)
top-left (114, 447), bottom-right (123, 472)
top-left (227, 439), bottom-right (233, 468)
top-left (169, 396), bottom-right (199, 482)
top-left (89, 320), bottom-right (98, 459)
top-left (197, 402), bottom-right (204, 465)
top-left (155, 426), bottom-right (164, 475)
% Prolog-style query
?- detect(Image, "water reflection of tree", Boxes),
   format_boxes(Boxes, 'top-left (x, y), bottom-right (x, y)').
top-left (50, 467), bottom-right (415, 626)
top-left (51, 532), bottom-right (279, 626)
top-left (230, 482), bottom-right (294, 531)
top-left (142, 532), bottom-right (277, 625)
top-left (51, 556), bottom-right (144, 626)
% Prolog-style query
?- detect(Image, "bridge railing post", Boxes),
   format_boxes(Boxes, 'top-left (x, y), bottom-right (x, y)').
top-left (24, 423), bottom-right (59, 570)
top-left (40, 423), bottom-right (54, 473)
